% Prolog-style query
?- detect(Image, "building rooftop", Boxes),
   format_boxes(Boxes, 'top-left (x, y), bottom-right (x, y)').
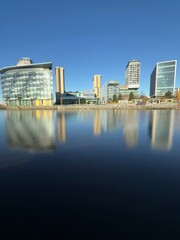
top-left (0, 62), bottom-right (52, 74)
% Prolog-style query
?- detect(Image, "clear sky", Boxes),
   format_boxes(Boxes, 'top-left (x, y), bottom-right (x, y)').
top-left (0, 0), bottom-right (180, 99)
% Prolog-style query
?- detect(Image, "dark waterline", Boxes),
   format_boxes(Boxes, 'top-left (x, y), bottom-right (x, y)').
top-left (0, 110), bottom-right (180, 239)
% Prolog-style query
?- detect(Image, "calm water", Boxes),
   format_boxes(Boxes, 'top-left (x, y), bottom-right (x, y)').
top-left (0, 109), bottom-right (180, 239)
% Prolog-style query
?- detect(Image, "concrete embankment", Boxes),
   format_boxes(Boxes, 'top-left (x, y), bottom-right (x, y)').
top-left (0, 104), bottom-right (7, 110)
top-left (55, 103), bottom-right (180, 111)
top-left (2, 103), bottom-right (180, 111)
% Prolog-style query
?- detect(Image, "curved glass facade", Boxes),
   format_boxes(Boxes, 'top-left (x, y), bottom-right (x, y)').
top-left (0, 60), bottom-right (53, 106)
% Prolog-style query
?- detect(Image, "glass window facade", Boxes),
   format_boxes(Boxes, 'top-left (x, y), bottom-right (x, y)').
top-left (150, 60), bottom-right (177, 97)
top-left (119, 88), bottom-right (138, 96)
top-left (107, 81), bottom-right (120, 100)
top-left (106, 81), bottom-right (139, 101)
top-left (0, 62), bottom-right (53, 106)
top-left (156, 61), bottom-right (176, 96)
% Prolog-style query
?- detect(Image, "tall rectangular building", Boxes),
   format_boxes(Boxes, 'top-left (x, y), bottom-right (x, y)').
top-left (150, 60), bottom-right (177, 97)
top-left (55, 67), bottom-right (65, 94)
top-left (125, 60), bottom-right (140, 89)
top-left (93, 75), bottom-right (101, 98)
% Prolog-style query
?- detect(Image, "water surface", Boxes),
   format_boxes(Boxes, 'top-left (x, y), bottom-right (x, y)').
top-left (0, 109), bottom-right (180, 239)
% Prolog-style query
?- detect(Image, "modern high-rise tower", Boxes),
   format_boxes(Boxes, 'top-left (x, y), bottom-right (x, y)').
top-left (93, 74), bottom-right (101, 98)
top-left (150, 60), bottom-right (177, 97)
top-left (125, 60), bottom-right (140, 89)
top-left (55, 67), bottom-right (65, 94)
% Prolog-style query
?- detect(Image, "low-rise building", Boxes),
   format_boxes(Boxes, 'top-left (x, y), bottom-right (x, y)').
top-left (119, 85), bottom-right (138, 100)
top-left (107, 81), bottom-right (119, 100)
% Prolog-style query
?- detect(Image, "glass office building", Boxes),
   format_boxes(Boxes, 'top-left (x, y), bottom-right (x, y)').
top-left (150, 60), bottom-right (177, 97)
top-left (0, 58), bottom-right (53, 106)
top-left (107, 81), bottom-right (120, 100)
top-left (119, 86), bottom-right (138, 98)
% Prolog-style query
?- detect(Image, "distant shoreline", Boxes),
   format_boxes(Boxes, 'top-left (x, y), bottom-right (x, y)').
top-left (1, 103), bottom-right (180, 111)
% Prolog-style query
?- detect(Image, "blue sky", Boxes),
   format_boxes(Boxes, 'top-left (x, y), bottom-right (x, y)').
top-left (0, 0), bottom-right (180, 99)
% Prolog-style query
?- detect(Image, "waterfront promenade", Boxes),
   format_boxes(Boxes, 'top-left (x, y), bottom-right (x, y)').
top-left (1, 102), bottom-right (180, 110)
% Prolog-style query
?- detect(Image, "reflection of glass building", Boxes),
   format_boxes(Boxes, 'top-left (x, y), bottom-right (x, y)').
top-left (106, 111), bottom-right (122, 132)
top-left (150, 60), bottom-right (177, 97)
top-left (123, 110), bottom-right (138, 148)
top-left (150, 110), bottom-right (174, 151)
top-left (5, 110), bottom-right (55, 151)
top-left (0, 58), bottom-right (53, 106)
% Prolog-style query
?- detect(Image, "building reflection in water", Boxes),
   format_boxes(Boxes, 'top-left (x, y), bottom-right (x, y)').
top-left (57, 112), bottom-right (66, 143)
top-left (106, 110), bottom-right (122, 132)
top-left (93, 110), bottom-right (123, 135)
top-left (5, 110), bottom-right (55, 151)
top-left (123, 110), bottom-right (138, 148)
top-left (149, 110), bottom-right (174, 151)
top-left (93, 111), bottom-right (101, 136)
top-left (173, 110), bottom-right (180, 132)
top-left (92, 110), bottom-right (139, 148)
